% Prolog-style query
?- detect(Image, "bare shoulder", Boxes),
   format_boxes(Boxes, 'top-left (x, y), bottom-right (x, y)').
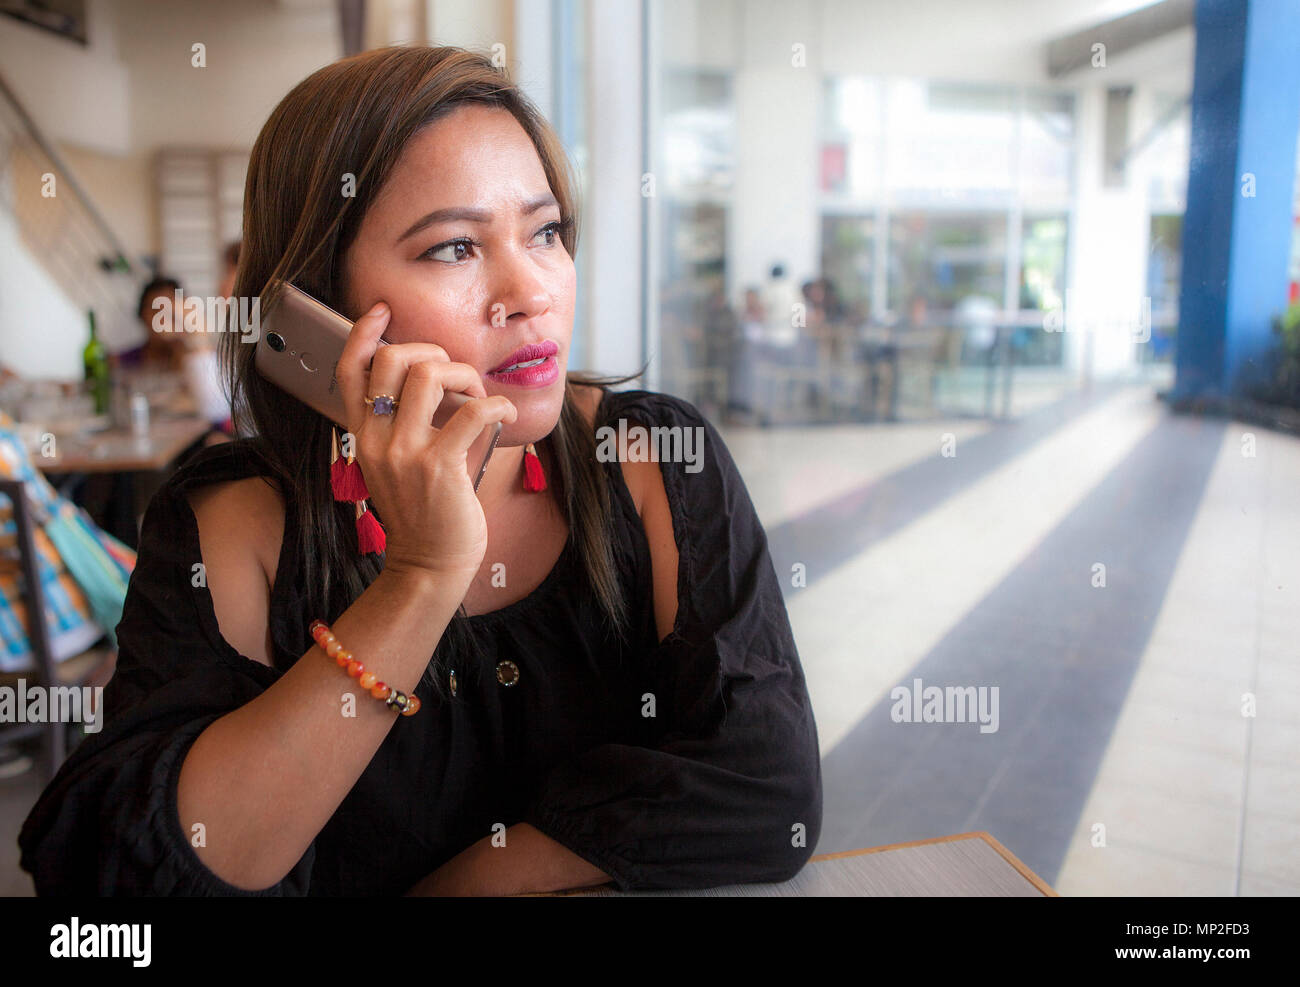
top-left (570, 379), bottom-right (669, 521)
top-left (185, 476), bottom-right (285, 666)
top-left (185, 476), bottom-right (285, 577)
top-left (586, 389), bottom-right (679, 640)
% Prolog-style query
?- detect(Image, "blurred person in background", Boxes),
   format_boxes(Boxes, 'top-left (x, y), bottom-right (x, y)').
top-left (761, 263), bottom-right (800, 350)
top-left (702, 283), bottom-right (738, 410)
top-left (740, 286), bottom-right (765, 344)
top-left (955, 294), bottom-right (999, 364)
top-left (727, 286), bottom-right (765, 423)
top-left (819, 277), bottom-right (847, 327)
top-left (760, 263), bottom-right (815, 417)
top-left (801, 279), bottom-right (827, 333)
top-left (113, 276), bottom-right (232, 437)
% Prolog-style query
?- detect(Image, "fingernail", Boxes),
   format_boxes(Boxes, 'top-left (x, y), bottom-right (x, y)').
top-left (371, 302), bottom-right (389, 318)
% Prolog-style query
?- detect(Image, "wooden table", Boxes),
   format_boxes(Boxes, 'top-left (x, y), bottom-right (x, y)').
top-left (545, 832), bottom-right (1057, 897)
top-left (35, 417), bottom-right (214, 550)
top-left (37, 418), bottom-right (213, 474)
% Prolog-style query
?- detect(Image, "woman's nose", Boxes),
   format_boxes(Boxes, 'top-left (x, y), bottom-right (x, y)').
top-left (489, 249), bottom-right (551, 325)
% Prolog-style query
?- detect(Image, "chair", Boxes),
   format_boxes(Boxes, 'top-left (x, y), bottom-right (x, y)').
top-left (663, 327), bottom-right (729, 414)
top-left (893, 326), bottom-right (957, 418)
top-left (0, 478), bottom-right (116, 781)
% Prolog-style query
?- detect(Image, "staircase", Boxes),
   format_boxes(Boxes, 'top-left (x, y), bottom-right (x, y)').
top-left (0, 70), bottom-right (141, 356)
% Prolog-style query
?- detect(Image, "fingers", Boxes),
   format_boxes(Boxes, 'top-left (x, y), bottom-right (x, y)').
top-left (363, 341), bottom-right (455, 424)
top-left (336, 301), bottom-right (391, 428)
top-left (333, 301), bottom-right (511, 475)
top-left (436, 396), bottom-right (517, 455)
top-left (389, 360), bottom-right (485, 438)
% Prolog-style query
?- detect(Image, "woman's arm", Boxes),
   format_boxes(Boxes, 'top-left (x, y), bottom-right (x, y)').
top-left (517, 392), bottom-right (823, 891)
top-left (405, 824), bottom-right (610, 896)
top-left (176, 479), bottom-right (469, 891)
top-left (623, 455), bottom-right (681, 642)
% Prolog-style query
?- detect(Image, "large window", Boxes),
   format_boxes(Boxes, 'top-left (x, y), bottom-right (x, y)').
top-left (820, 77), bottom-right (1075, 333)
top-left (1020, 214), bottom-right (1068, 314)
top-left (885, 83), bottom-right (1017, 202)
top-left (890, 211), bottom-right (1007, 313)
top-left (1146, 213), bottom-right (1182, 362)
top-left (661, 70), bottom-right (734, 199)
top-left (653, 69), bottom-right (736, 405)
top-left (1136, 92), bottom-right (1191, 364)
top-left (1018, 215), bottom-right (1068, 366)
top-left (820, 214), bottom-right (875, 324)
top-left (1142, 94), bottom-right (1191, 213)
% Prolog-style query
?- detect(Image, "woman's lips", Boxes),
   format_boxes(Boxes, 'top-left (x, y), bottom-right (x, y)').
top-left (485, 354), bottom-right (560, 387)
top-left (490, 340), bottom-right (558, 372)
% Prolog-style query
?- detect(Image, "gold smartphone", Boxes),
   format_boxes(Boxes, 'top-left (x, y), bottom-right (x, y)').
top-left (254, 282), bottom-right (501, 491)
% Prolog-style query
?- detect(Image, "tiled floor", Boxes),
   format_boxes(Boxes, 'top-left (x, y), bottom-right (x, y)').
top-left (719, 377), bottom-right (1298, 896)
top-left (3, 366), bottom-right (1295, 897)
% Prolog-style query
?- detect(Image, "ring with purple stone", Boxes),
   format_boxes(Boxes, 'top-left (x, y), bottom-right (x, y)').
top-left (364, 394), bottom-right (399, 416)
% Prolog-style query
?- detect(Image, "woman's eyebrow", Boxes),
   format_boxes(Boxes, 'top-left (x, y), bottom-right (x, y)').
top-left (396, 194), bottom-right (559, 243)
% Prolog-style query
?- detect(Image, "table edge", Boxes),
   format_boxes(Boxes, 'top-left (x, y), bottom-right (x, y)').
top-left (809, 830), bottom-right (1059, 897)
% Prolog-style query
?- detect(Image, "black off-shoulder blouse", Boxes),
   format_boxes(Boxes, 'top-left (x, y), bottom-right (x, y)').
top-left (18, 388), bottom-right (823, 895)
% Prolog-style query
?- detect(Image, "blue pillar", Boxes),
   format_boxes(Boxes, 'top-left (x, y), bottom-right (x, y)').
top-left (1174, 0), bottom-right (1300, 399)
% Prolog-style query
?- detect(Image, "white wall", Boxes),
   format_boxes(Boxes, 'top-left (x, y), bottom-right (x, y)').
top-left (0, 0), bottom-right (342, 379)
top-left (0, 205), bottom-right (88, 378)
top-left (113, 0), bottom-right (340, 157)
top-left (428, 0), bottom-right (511, 50)
top-left (0, 0), bottom-right (132, 377)
top-left (4, 0), bottom-right (343, 263)
top-left (0, 0), bottom-right (130, 155)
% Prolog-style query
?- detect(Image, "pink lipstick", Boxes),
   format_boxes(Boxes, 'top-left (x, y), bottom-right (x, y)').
top-left (487, 340), bottom-right (560, 387)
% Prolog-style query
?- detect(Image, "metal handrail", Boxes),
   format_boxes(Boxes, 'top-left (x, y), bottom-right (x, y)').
top-left (0, 69), bottom-right (136, 274)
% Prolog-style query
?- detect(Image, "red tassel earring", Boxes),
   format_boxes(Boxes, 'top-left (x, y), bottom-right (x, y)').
top-left (523, 441), bottom-right (547, 492)
top-left (330, 427), bottom-right (369, 502)
top-left (355, 498), bottom-right (386, 554)
top-left (330, 427), bottom-right (382, 555)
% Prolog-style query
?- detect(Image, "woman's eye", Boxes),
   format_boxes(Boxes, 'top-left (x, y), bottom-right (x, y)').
top-left (422, 226), bottom-right (563, 261)
top-left (424, 240), bottom-right (473, 263)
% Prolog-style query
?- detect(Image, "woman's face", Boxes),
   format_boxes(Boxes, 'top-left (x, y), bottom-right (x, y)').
top-left (341, 103), bottom-right (575, 444)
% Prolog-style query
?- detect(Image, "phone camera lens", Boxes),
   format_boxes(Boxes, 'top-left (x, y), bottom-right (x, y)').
top-left (267, 332), bottom-right (286, 353)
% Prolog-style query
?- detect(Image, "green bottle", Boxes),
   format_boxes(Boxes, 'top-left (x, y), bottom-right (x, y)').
top-left (83, 309), bottom-right (110, 415)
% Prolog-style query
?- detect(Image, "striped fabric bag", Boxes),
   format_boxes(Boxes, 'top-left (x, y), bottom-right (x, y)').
top-left (0, 413), bottom-right (136, 673)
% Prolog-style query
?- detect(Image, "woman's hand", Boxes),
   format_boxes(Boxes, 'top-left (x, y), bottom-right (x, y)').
top-left (336, 301), bottom-right (517, 587)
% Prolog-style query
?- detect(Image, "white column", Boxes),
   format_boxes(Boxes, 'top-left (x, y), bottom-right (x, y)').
top-left (1064, 84), bottom-right (1148, 382)
top-left (512, 0), bottom-right (554, 119)
top-left (585, 0), bottom-right (646, 377)
top-left (728, 0), bottom-right (819, 304)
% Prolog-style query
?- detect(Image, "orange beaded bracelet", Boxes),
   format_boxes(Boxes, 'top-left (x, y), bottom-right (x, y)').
top-left (309, 619), bottom-right (421, 716)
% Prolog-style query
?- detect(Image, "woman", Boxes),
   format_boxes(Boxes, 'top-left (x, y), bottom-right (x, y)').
top-left (118, 276), bottom-right (234, 435)
top-left (19, 45), bottom-right (821, 896)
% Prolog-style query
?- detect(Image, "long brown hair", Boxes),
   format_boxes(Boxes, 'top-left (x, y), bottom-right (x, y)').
top-left (220, 45), bottom-right (642, 694)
